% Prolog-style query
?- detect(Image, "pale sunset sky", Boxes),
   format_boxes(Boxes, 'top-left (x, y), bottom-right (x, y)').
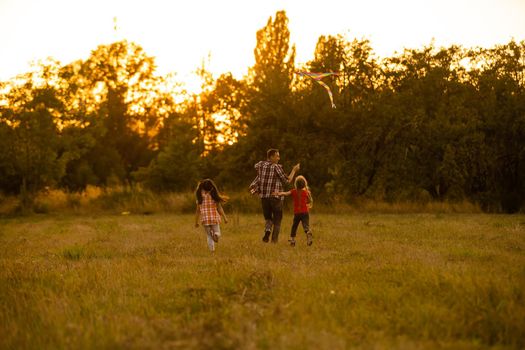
top-left (1, 0), bottom-right (524, 91)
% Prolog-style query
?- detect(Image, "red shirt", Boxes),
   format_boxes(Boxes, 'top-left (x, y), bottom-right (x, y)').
top-left (291, 189), bottom-right (309, 214)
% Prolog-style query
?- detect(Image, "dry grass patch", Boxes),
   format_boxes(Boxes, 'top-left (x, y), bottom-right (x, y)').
top-left (1, 213), bottom-right (524, 349)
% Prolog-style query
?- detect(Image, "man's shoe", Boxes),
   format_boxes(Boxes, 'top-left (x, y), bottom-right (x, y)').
top-left (288, 238), bottom-right (296, 247)
top-left (262, 231), bottom-right (270, 243)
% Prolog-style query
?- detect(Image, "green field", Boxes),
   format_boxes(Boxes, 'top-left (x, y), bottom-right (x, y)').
top-left (1, 213), bottom-right (524, 349)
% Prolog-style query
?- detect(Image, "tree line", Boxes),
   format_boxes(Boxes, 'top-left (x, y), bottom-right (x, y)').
top-left (1, 11), bottom-right (524, 212)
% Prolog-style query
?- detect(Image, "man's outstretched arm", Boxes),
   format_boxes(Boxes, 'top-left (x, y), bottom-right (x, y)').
top-left (287, 163), bottom-right (300, 183)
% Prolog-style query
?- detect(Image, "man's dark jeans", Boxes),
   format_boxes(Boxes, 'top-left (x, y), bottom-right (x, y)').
top-left (261, 197), bottom-right (283, 242)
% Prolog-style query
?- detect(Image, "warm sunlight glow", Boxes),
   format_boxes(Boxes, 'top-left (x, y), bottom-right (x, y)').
top-left (213, 113), bottom-right (237, 145)
top-left (1, 0), bottom-right (524, 89)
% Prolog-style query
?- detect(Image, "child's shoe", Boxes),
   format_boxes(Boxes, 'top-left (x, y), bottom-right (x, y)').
top-left (306, 232), bottom-right (313, 246)
top-left (288, 237), bottom-right (296, 247)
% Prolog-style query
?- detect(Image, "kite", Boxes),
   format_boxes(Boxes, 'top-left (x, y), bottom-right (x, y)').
top-left (295, 71), bottom-right (339, 108)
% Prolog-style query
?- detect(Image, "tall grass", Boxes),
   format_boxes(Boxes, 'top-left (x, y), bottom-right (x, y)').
top-left (0, 187), bottom-right (484, 217)
top-left (1, 213), bottom-right (524, 349)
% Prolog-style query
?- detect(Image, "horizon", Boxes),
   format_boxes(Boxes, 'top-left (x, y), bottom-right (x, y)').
top-left (1, 0), bottom-right (524, 92)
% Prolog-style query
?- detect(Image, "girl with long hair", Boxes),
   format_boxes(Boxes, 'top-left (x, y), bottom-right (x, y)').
top-left (194, 179), bottom-right (228, 252)
top-left (274, 175), bottom-right (313, 246)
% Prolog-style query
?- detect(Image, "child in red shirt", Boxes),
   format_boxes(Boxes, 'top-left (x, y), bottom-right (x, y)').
top-left (274, 175), bottom-right (313, 246)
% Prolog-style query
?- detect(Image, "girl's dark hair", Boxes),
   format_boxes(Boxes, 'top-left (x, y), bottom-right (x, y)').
top-left (195, 179), bottom-right (228, 204)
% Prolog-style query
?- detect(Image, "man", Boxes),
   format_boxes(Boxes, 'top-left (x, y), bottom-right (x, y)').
top-left (249, 149), bottom-right (300, 243)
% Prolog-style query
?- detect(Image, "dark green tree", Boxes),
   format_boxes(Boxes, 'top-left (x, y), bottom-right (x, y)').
top-left (468, 41), bottom-right (525, 212)
top-left (74, 40), bottom-right (158, 187)
top-left (244, 10), bottom-right (296, 166)
top-left (134, 110), bottom-right (200, 192)
top-left (0, 66), bottom-right (66, 209)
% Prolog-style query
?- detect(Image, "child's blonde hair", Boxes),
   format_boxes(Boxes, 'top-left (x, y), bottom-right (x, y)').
top-left (294, 175), bottom-right (307, 190)
top-left (294, 175), bottom-right (313, 208)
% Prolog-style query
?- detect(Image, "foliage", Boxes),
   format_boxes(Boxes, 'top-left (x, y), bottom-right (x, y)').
top-left (0, 67), bottom-right (67, 209)
top-left (134, 112), bottom-right (201, 193)
top-left (0, 12), bottom-right (524, 212)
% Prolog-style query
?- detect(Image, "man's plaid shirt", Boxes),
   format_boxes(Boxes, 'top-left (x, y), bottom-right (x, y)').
top-left (249, 160), bottom-right (289, 198)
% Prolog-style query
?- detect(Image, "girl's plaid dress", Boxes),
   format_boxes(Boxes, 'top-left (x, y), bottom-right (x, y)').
top-left (199, 191), bottom-right (221, 225)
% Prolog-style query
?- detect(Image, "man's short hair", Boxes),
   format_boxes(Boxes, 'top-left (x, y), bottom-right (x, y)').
top-left (267, 149), bottom-right (279, 159)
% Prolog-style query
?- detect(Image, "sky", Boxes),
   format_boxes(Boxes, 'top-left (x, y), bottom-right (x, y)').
top-left (1, 0), bottom-right (524, 91)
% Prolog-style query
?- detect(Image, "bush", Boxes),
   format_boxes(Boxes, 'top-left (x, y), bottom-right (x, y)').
top-left (0, 186), bottom-right (486, 216)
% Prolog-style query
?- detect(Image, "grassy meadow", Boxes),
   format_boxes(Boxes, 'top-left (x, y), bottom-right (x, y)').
top-left (1, 212), bottom-right (524, 349)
